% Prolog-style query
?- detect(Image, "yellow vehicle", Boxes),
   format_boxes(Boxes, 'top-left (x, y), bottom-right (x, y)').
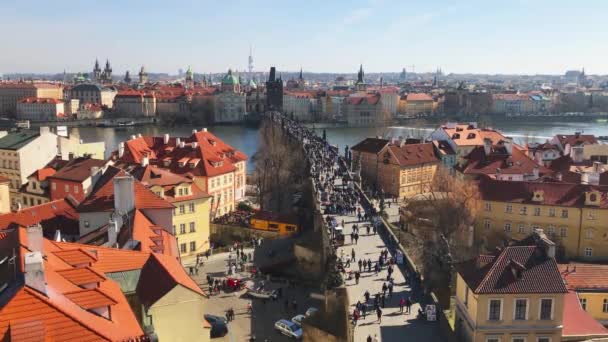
top-left (250, 211), bottom-right (299, 236)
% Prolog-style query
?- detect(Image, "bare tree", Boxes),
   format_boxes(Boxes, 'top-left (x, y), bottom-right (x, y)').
top-left (252, 121), bottom-right (307, 212)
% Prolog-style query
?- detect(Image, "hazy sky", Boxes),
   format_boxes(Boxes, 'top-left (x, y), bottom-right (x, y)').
top-left (1, 0), bottom-right (606, 75)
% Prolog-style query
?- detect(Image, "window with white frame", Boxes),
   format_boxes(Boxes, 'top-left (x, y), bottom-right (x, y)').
top-left (548, 208), bottom-right (556, 217)
top-left (533, 207), bottom-right (541, 216)
top-left (485, 202), bottom-right (492, 211)
top-left (505, 205), bottom-right (513, 213)
top-left (518, 224), bottom-right (525, 234)
top-left (514, 299), bottom-right (528, 320)
top-left (520, 206), bottom-right (528, 215)
top-left (585, 247), bottom-right (593, 258)
top-left (484, 219), bottom-right (491, 230)
top-left (561, 209), bottom-right (568, 218)
top-left (488, 299), bottom-right (502, 321)
top-left (504, 223), bottom-right (512, 233)
top-left (560, 227), bottom-right (568, 238)
top-left (603, 299), bottom-right (608, 313)
top-left (540, 298), bottom-right (553, 320)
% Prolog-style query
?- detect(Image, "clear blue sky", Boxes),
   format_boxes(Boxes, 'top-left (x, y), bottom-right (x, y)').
top-left (1, 0), bottom-right (606, 75)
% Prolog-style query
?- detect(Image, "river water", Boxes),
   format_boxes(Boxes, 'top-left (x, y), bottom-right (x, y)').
top-left (72, 121), bottom-right (608, 170)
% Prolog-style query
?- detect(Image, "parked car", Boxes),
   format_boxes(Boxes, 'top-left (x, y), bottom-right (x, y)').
top-left (305, 307), bottom-right (319, 317)
top-left (291, 314), bottom-right (306, 327)
top-left (205, 314), bottom-right (228, 338)
top-left (274, 319), bottom-right (303, 339)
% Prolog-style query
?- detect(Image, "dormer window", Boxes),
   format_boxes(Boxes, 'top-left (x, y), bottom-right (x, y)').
top-left (163, 158), bottom-right (171, 167)
top-left (532, 190), bottom-right (544, 202)
top-left (452, 133), bottom-right (460, 139)
top-left (585, 191), bottom-right (601, 206)
top-left (208, 139), bottom-right (216, 146)
top-left (467, 133), bottom-right (476, 139)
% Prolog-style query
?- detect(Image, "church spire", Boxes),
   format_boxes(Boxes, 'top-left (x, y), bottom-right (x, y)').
top-left (299, 67), bottom-right (303, 80)
top-left (357, 64), bottom-right (364, 83)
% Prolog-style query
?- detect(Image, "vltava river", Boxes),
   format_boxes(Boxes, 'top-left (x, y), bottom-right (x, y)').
top-left (73, 120), bottom-right (608, 170)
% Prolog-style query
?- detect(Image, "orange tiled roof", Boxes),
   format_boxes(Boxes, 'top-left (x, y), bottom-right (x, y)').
top-left (0, 226), bottom-right (205, 342)
top-left (559, 263), bottom-right (608, 290)
top-left (0, 198), bottom-right (80, 237)
top-left (18, 97), bottom-right (63, 104)
top-left (441, 124), bottom-right (506, 147)
top-left (117, 130), bottom-right (247, 178)
top-left (64, 288), bottom-right (118, 310)
top-left (78, 166), bottom-right (174, 212)
top-left (53, 248), bottom-right (97, 266)
top-left (385, 143), bottom-right (439, 167)
top-left (56, 266), bottom-right (105, 286)
top-left (406, 93), bottom-right (433, 101)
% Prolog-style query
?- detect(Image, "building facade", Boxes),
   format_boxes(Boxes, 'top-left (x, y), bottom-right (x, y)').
top-left (16, 97), bottom-right (65, 121)
top-left (0, 82), bottom-right (63, 117)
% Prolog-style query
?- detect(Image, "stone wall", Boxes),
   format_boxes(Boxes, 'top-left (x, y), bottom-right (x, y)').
top-left (303, 287), bottom-right (352, 342)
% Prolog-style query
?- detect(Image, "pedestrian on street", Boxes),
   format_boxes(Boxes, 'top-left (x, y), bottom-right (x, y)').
top-left (351, 248), bottom-right (356, 262)
top-left (373, 225), bottom-right (377, 235)
top-left (350, 232), bottom-right (355, 244)
top-left (355, 271), bottom-right (360, 285)
top-left (381, 294), bottom-right (386, 308)
top-left (388, 282), bottom-right (394, 298)
top-left (354, 233), bottom-right (359, 244)
top-left (358, 259), bottom-right (363, 272)
top-left (374, 263), bottom-right (380, 275)
top-left (367, 259), bottom-right (372, 272)
top-left (405, 298), bottom-right (412, 314)
top-left (353, 308), bottom-right (360, 326)
top-left (399, 297), bottom-right (405, 313)
top-left (366, 225), bottom-right (370, 235)
top-left (367, 335), bottom-right (372, 342)
top-left (382, 282), bottom-right (388, 296)
top-left (364, 290), bottom-right (370, 303)
top-left (376, 307), bottom-right (383, 323)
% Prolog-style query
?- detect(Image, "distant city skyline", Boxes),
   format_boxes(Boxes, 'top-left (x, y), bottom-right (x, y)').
top-left (1, 0), bottom-right (607, 75)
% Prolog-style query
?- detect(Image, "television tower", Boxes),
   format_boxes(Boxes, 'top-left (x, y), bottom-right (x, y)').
top-left (248, 45), bottom-right (254, 77)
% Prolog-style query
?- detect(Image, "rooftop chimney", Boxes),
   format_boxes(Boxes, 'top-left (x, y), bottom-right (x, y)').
top-left (107, 214), bottom-right (122, 248)
top-left (556, 172), bottom-right (563, 181)
top-left (202, 128), bottom-right (208, 132)
top-left (192, 129), bottom-right (197, 134)
top-left (137, 133), bottom-right (142, 138)
top-left (533, 165), bottom-right (540, 179)
top-left (179, 141), bottom-right (185, 148)
top-left (130, 135), bottom-right (136, 140)
top-left (141, 154), bottom-right (149, 167)
top-left (483, 138), bottom-right (492, 156)
top-left (24, 252), bottom-right (46, 295)
top-left (504, 137), bottom-right (513, 155)
top-left (163, 133), bottom-right (170, 144)
top-left (118, 142), bottom-right (125, 158)
top-left (176, 138), bottom-right (181, 146)
top-left (26, 224), bottom-right (43, 253)
top-left (113, 176), bottom-right (135, 215)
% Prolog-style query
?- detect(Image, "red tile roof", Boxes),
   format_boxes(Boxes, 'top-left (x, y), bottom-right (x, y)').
top-left (47, 157), bottom-right (107, 182)
top-left (0, 226), bottom-right (205, 342)
top-left (562, 290), bottom-right (608, 339)
top-left (78, 166), bottom-right (174, 212)
top-left (0, 198), bottom-right (80, 237)
top-left (116, 129), bottom-right (247, 178)
top-left (347, 94), bottom-right (380, 105)
top-left (64, 288), bottom-right (118, 309)
top-left (556, 134), bottom-right (598, 147)
top-left (18, 97), bottom-right (63, 104)
top-left (441, 125), bottom-right (506, 147)
top-left (477, 177), bottom-right (608, 208)
top-left (351, 138), bottom-right (390, 154)
top-left (385, 143), bottom-right (439, 167)
top-left (457, 243), bottom-right (568, 294)
top-left (559, 263), bottom-right (608, 291)
top-left (53, 248), bottom-right (97, 266)
top-left (56, 266), bottom-right (106, 286)
top-left (462, 144), bottom-right (550, 177)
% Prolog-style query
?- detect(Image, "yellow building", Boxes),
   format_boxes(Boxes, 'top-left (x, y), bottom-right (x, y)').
top-left (455, 231), bottom-right (567, 342)
top-left (405, 93), bottom-right (434, 116)
top-left (0, 81), bottom-right (63, 116)
top-left (559, 263), bottom-right (608, 325)
top-left (351, 137), bottom-right (390, 186)
top-left (0, 176), bottom-right (9, 213)
top-left (128, 164), bottom-right (212, 263)
top-left (249, 211), bottom-right (299, 236)
top-left (376, 142), bottom-right (439, 198)
top-left (476, 178), bottom-right (608, 261)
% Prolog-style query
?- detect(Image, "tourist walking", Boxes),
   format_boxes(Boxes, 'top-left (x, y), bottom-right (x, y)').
top-left (405, 298), bottom-right (412, 314)
top-left (376, 307), bottom-right (383, 323)
top-left (399, 297), bottom-right (405, 313)
top-left (358, 259), bottom-right (363, 272)
top-left (355, 271), bottom-right (360, 285)
top-left (351, 248), bottom-right (356, 262)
